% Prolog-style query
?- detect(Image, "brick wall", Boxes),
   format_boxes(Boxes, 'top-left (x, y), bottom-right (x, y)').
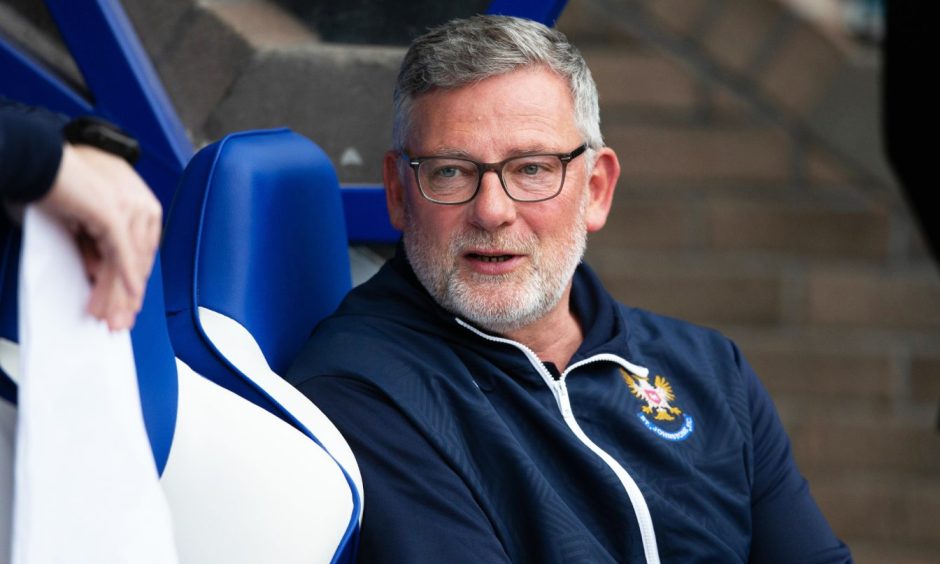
top-left (560, 1), bottom-right (939, 561)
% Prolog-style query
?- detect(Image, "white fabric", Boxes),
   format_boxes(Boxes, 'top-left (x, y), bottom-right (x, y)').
top-left (0, 338), bottom-right (20, 384)
top-left (197, 306), bottom-right (363, 501)
top-left (161, 357), bottom-right (353, 563)
top-left (0, 397), bottom-right (15, 560)
top-left (12, 206), bottom-right (178, 563)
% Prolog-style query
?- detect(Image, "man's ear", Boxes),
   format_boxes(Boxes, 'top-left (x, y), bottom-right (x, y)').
top-left (384, 150), bottom-right (407, 230)
top-left (584, 147), bottom-right (620, 233)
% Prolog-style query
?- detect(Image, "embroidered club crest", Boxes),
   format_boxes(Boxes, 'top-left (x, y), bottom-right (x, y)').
top-left (620, 369), bottom-right (694, 441)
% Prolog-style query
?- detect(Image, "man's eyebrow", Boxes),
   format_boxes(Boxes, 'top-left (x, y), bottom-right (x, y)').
top-left (418, 144), bottom-right (558, 160)
top-left (421, 147), bottom-right (475, 159)
top-left (505, 144), bottom-right (555, 156)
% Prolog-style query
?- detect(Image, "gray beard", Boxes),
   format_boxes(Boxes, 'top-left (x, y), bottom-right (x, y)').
top-left (403, 201), bottom-right (588, 335)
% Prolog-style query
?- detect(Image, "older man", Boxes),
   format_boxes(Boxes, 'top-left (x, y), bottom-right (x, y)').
top-left (288, 15), bottom-right (851, 563)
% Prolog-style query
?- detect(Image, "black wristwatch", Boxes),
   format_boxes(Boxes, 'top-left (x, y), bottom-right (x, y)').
top-left (63, 116), bottom-right (141, 165)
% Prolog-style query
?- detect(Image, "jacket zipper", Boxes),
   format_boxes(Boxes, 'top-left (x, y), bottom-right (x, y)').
top-left (456, 319), bottom-right (661, 564)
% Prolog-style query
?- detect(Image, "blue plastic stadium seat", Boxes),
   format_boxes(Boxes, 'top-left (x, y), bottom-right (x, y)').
top-left (161, 128), bottom-right (352, 406)
top-left (159, 128), bottom-right (360, 562)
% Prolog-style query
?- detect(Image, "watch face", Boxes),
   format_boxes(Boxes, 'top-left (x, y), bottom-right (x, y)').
top-left (64, 116), bottom-right (140, 164)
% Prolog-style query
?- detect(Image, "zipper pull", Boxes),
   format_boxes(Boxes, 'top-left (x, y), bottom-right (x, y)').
top-left (555, 381), bottom-right (573, 418)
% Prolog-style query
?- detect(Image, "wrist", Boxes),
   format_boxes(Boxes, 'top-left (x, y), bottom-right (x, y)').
top-left (62, 116), bottom-right (140, 165)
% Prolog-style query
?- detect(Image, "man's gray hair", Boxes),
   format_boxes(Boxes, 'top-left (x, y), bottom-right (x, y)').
top-left (392, 15), bottom-right (603, 152)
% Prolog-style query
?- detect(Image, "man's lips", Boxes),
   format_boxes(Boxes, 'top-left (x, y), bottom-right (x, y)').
top-left (464, 248), bottom-right (525, 260)
top-left (467, 253), bottom-right (515, 263)
top-left (462, 250), bottom-right (526, 274)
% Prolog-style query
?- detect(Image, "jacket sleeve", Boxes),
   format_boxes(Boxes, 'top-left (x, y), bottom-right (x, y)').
top-left (295, 374), bottom-right (513, 564)
top-left (743, 355), bottom-right (853, 563)
top-left (0, 99), bottom-right (66, 203)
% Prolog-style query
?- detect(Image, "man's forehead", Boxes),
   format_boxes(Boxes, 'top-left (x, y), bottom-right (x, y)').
top-left (405, 67), bottom-right (579, 154)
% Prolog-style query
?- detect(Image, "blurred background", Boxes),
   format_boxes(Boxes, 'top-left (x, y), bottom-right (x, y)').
top-left (1, 0), bottom-right (936, 561)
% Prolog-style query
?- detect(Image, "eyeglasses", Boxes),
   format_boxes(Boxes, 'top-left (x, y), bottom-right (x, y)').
top-left (404, 144), bottom-right (588, 205)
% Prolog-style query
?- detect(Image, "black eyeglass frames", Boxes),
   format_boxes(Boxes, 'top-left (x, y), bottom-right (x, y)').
top-left (405, 144), bottom-right (588, 205)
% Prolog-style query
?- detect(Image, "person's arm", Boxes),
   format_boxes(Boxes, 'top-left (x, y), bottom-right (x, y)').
top-left (0, 101), bottom-right (64, 202)
top-left (295, 374), bottom-right (512, 564)
top-left (0, 102), bottom-right (160, 331)
top-left (743, 353), bottom-right (853, 563)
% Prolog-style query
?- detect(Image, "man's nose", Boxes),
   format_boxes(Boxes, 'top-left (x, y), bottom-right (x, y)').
top-left (469, 170), bottom-right (517, 231)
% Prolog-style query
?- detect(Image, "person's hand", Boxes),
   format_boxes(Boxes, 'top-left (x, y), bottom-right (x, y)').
top-left (38, 143), bottom-right (161, 331)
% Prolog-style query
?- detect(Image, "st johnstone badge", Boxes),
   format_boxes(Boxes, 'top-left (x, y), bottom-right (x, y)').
top-left (620, 368), bottom-right (694, 442)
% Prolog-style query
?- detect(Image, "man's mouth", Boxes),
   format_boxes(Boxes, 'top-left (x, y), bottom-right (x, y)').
top-left (469, 253), bottom-right (514, 263)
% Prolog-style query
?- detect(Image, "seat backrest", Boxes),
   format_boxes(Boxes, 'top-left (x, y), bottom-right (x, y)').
top-left (159, 128), bottom-right (361, 562)
top-left (130, 256), bottom-right (181, 476)
top-left (162, 128), bottom-right (351, 406)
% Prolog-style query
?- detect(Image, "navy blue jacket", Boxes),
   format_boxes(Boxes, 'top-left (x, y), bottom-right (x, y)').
top-left (0, 99), bottom-right (65, 204)
top-left (289, 249), bottom-right (852, 563)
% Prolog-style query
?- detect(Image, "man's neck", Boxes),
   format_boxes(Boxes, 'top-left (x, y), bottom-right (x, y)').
top-left (504, 288), bottom-right (583, 371)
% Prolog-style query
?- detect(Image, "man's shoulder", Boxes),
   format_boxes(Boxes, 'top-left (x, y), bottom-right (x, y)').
top-left (287, 259), bottom-right (462, 390)
top-left (616, 301), bottom-right (739, 359)
top-left (288, 302), bottom-right (436, 386)
top-left (574, 261), bottom-right (736, 359)
top-left (604, 300), bottom-right (753, 407)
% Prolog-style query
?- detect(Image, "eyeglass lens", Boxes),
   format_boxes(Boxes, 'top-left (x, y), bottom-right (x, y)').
top-left (418, 154), bottom-right (565, 203)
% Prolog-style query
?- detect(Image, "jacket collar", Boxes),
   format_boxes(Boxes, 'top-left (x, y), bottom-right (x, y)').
top-left (384, 243), bottom-right (630, 367)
